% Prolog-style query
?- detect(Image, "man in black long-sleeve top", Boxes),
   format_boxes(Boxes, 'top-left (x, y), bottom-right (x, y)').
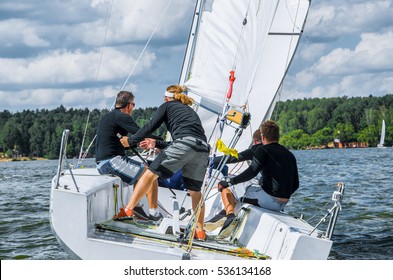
top-left (95, 91), bottom-right (162, 221)
top-left (213, 120), bottom-right (299, 237)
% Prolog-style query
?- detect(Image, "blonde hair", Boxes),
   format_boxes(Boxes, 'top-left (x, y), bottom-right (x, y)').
top-left (166, 85), bottom-right (194, 106)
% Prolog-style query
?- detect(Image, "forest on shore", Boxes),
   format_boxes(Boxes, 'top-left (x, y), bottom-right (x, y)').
top-left (0, 94), bottom-right (392, 159)
top-left (0, 106), bottom-right (166, 160)
top-left (272, 94), bottom-right (392, 149)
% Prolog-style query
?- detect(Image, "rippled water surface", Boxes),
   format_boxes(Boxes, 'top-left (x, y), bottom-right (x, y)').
top-left (1, 148), bottom-right (392, 260)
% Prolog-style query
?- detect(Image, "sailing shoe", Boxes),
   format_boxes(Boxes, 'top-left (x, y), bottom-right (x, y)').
top-left (148, 213), bottom-right (163, 222)
top-left (194, 229), bottom-right (207, 241)
top-left (204, 209), bottom-right (227, 231)
top-left (113, 208), bottom-right (134, 220)
top-left (133, 206), bottom-right (149, 220)
top-left (217, 213), bottom-right (237, 239)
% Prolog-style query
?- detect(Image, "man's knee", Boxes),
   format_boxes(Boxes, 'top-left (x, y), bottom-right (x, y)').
top-left (144, 169), bottom-right (159, 180)
top-left (220, 188), bottom-right (234, 197)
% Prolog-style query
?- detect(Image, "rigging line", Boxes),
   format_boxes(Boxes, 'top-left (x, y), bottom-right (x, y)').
top-left (244, 0), bottom-right (279, 107)
top-left (206, 2), bottom-right (252, 179)
top-left (231, 0), bottom-right (252, 71)
top-left (78, 0), bottom-right (173, 165)
top-left (77, 0), bottom-right (114, 166)
top-left (112, 0), bottom-right (174, 110)
top-left (274, 0), bottom-right (303, 120)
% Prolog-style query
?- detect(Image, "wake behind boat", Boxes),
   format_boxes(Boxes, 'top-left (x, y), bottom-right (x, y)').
top-left (50, 0), bottom-right (345, 260)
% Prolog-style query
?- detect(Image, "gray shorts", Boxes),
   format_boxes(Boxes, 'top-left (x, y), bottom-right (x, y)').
top-left (234, 184), bottom-right (287, 212)
top-left (96, 155), bottom-right (145, 185)
top-left (149, 136), bottom-right (209, 192)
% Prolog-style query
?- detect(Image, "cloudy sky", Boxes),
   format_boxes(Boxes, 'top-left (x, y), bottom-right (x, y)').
top-left (0, 0), bottom-right (392, 112)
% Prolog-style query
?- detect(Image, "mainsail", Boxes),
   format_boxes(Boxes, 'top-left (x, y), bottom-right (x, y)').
top-left (180, 0), bottom-right (310, 152)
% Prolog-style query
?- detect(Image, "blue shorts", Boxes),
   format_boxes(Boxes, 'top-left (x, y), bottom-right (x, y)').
top-left (96, 155), bottom-right (145, 185)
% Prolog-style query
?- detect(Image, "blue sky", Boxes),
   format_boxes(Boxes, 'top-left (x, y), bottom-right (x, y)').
top-left (1, 0), bottom-right (392, 112)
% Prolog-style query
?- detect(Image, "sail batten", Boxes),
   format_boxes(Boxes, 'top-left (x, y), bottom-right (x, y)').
top-left (269, 32), bottom-right (302, 35)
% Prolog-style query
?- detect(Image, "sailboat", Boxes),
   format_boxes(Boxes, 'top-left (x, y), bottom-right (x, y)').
top-left (50, 0), bottom-right (345, 260)
top-left (377, 120), bottom-right (386, 148)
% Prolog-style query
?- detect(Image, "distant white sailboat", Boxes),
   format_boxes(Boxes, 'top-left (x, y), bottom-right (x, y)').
top-left (377, 120), bottom-right (386, 148)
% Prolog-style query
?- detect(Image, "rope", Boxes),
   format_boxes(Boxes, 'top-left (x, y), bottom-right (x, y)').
top-left (182, 3), bottom-right (254, 254)
top-left (77, 0), bottom-right (174, 166)
top-left (273, 0), bottom-right (302, 120)
top-left (112, 0), bottom-right (175, 110)
top-left (210, 1), bottom-right (251, 153)
top-left (77, 0), bottom-right (114, 167)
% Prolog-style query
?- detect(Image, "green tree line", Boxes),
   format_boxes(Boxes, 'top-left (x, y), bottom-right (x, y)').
top-left (0, 106), bottom-right (166, 159)
top-left (272, 94), bottom-right (393, 149)
top-left (1, 94), bottom-right (392, 158)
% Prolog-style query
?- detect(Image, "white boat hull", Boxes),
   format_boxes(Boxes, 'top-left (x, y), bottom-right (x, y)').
top-left (50, 168), bottom-right (333, 260)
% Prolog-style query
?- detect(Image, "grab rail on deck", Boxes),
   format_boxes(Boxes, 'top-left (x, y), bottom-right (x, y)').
top-left (55, 129), bottom-right (80, 192)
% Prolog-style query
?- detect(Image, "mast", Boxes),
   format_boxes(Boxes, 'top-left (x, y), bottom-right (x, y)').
top-left (179, 0), bottom-right (204, 85)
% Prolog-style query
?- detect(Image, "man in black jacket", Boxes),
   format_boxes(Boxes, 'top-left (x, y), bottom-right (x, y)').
top-left (95, 91), bottom-right (162, 221)
top-left (211, 120), bottom-right (299, 237)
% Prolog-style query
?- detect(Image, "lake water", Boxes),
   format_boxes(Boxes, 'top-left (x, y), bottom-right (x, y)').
top-left (0, 148), bottom-right (392, 260)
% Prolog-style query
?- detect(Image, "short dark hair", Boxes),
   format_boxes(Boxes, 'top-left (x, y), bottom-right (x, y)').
top-left (260, 120), bottom-right (280, 142)
top-left (252, 129), bottom-right (262, 142)
top-left (115, 91), bottom-right (134, 109)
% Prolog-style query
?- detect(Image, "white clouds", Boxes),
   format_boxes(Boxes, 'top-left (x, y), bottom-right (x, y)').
top-left (0, 85), bottom-right (136, 111)
top-left (0, 46), bottom-right (156, 91)
top-left (0, 0), bottom-right (193, 111)
top-left (380, 76), bottom-right (393, 93)
top-left (297, 30), bottom-right (393, 80)
top-left (356, 31), bottom-right (393, 55)
top-left (0, 0), bottom-right (392, 112)
top-left (298, 43), bottom-right (327, 62)
top-left (282, 0), bottom-right (393, 102)
top-left (81, 0), bottom-right (194, 45)
top-left (0, 19), bottom-right (49, 48)
top-left (307, 1), bottom-right (393, 38)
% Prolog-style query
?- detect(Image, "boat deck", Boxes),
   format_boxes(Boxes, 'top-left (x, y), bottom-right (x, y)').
top-left (92, 218), bottom-right (269, 259)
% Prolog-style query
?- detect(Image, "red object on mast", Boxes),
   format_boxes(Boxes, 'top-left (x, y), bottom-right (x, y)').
top-left (226, 70), bottom-right (236, 100)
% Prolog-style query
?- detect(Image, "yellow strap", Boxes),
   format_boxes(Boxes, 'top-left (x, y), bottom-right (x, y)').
top-left (216, 139), bottom-right (238, 158)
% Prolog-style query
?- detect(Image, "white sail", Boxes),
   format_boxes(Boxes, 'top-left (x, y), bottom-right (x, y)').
top-left (181, 0), bottom-right (310, 152)
top-left (378, 119), bottom-right (386, 148)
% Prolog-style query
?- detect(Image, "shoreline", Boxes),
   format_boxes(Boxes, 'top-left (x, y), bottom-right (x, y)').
top-left (0, 157), bottom-right (47, 163)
